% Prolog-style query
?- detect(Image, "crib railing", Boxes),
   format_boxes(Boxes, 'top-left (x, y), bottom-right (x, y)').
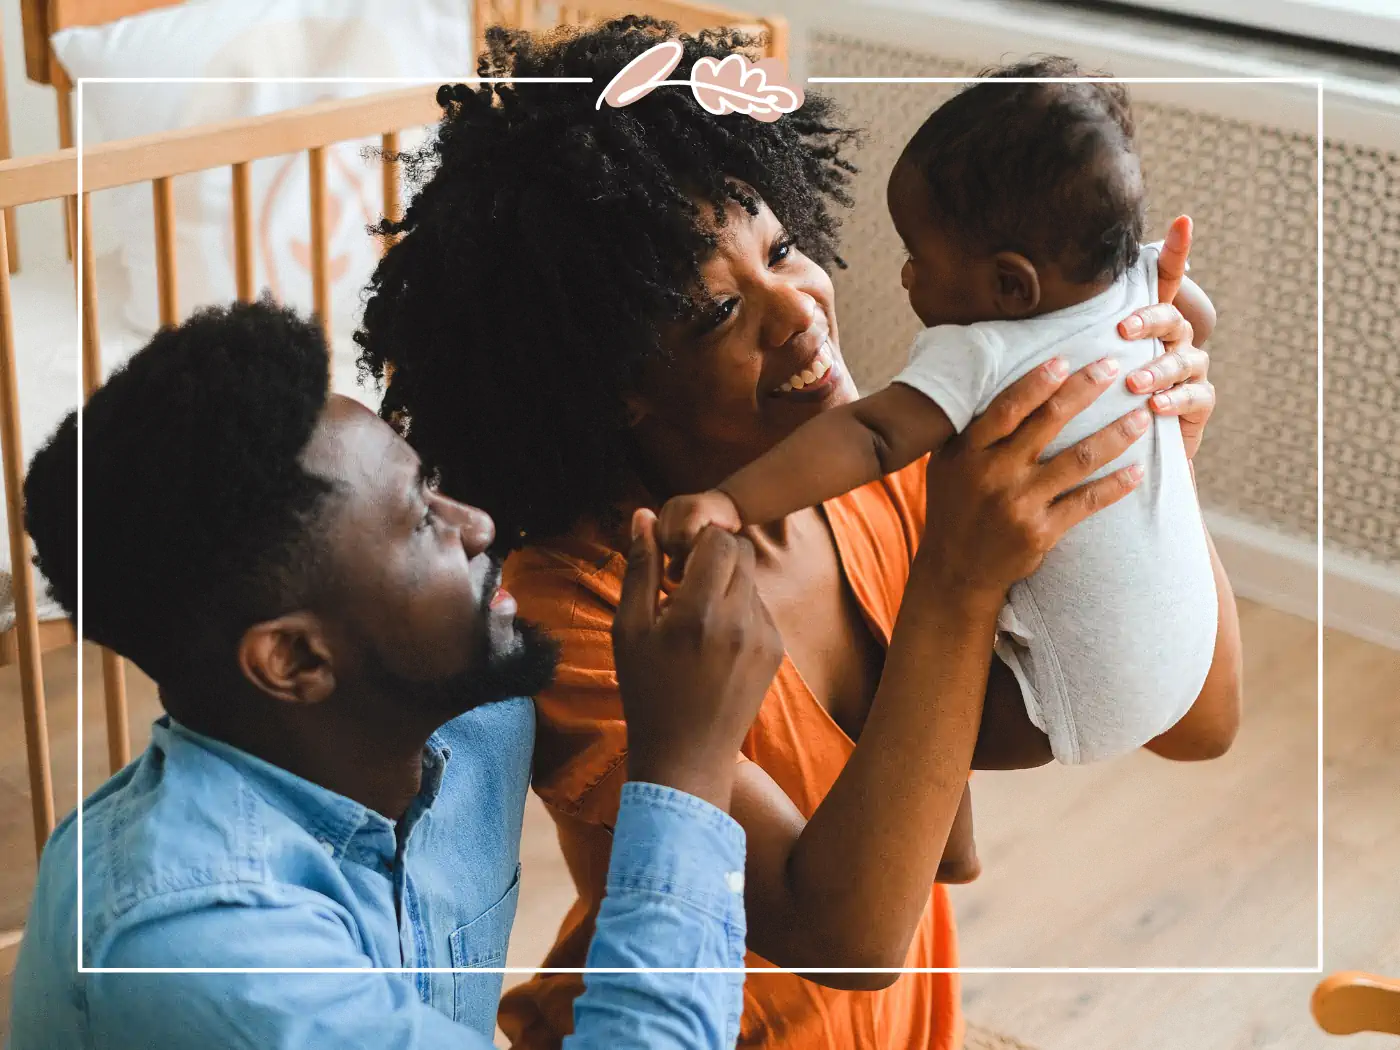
top-left (473, 0), bottom-right (788, 62)
top-left (0, 87), bottom-right (443, 885)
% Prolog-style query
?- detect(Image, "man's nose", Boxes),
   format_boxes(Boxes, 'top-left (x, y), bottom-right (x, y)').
top-left (901, 258), bottom-right (913, 291)
top-left (434, 493), bottom-right (495, 555)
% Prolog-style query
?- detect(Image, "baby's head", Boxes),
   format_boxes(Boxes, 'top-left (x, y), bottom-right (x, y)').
top-left (888, 57), bottom-right (1145, 328)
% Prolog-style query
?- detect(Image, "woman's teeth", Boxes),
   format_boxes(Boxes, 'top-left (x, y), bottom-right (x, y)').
top-left (779, 346), bottom-right (834, 393)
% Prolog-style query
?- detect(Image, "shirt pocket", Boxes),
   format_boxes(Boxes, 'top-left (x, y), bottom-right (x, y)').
top-left (448, 863), bottom-right (521, 1036)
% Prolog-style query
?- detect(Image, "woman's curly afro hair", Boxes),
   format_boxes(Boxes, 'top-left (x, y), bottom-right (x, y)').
top-left (355, 16), bottom-right (859, 547)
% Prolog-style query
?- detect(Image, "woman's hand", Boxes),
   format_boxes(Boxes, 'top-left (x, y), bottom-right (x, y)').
top-left (1119, 215), bottom-right (1217, 460)
top-left (920, 355), bottom-right (1151, 602)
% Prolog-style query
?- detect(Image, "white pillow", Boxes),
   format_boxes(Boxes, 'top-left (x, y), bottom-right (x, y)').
top-left (51, 0), bottom-right (472, 358)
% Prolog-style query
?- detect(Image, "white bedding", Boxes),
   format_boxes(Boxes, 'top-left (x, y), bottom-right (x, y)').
top-left (0, 252), bottom-right (380, 634)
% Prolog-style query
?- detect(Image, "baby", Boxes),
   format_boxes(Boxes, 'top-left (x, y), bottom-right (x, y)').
top-left (658, 58), bottom-right (1220, 880)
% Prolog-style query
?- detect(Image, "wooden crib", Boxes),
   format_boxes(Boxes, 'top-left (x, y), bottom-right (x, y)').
top-left (0, 0), bottom-right (789, 973)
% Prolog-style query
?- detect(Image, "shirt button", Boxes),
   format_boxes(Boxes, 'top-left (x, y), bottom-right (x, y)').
top-left (725, 871), bottom-right (745, 894)
top-left (319, 839), bottom-right (336, 857)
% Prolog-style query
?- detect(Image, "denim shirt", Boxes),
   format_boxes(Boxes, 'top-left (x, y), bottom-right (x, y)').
top-left (8, 701), bottom-right (746, 1049)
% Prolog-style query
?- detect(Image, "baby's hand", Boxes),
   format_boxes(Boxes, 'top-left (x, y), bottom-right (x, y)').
top-left (657, 490), bottom-right (743, 579)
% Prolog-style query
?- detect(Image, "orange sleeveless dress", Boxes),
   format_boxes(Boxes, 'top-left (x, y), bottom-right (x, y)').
top-left (498, 458), bottom-right (962, 1049)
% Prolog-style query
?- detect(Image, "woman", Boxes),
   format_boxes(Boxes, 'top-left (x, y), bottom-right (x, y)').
top-left (356, 18), bottom-right (1242, 1049)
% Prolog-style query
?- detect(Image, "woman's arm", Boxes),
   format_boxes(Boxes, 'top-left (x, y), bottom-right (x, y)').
top-left (1122, 288), bottom-right (1243, 760)
top-left (727, 355), bottom-right (1151, 985)
top-left (1145, 518), bottom-right (1242, 759)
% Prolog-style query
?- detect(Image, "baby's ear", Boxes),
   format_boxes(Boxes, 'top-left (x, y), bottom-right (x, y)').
top-left (991, 252), bottom-right (1040, 318)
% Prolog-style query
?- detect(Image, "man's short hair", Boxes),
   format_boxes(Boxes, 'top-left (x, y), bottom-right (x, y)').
top-left (24, 299), bottom-right (337, 689)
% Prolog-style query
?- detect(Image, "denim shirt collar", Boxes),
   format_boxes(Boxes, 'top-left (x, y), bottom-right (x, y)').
top-left (155, 716), bottom-right (451, 864)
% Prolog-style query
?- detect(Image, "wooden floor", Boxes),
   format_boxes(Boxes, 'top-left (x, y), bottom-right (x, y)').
top-left (1, 601), bottom-right (1395, 1049)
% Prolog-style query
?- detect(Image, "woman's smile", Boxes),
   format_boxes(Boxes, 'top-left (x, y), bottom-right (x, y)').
top-left (773, 339), bottom-right (843, 400)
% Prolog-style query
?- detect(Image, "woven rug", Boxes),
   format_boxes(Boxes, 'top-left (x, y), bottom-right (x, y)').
top-left (965, 1022), bottom-right (1041, 1050)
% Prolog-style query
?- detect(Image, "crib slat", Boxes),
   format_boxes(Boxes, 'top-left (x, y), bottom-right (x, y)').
top-left (0, 217), bottom-right (56, 857)
top-left (152, 177), bottom-right (178, 325)
top-left (56, 84), bottom-right (75, 263)
top-left (0, 19), bottom-right (18, 273)
top-left (515, 0), bottom-right (537, 30)
top-left (231, 162), bottom-right (255, 302)
top-left (79, 194), bottom-right (132, 774)
top-left (380, 131), bottom-right (400, 256)
top-left (761, 16), bottom-right (789, 62)
top-left (307, 146), bottom-right (331, 345)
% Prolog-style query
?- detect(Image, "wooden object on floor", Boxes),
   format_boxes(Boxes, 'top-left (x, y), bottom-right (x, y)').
top-left (1314, 972), bottom-right (1400, 1036)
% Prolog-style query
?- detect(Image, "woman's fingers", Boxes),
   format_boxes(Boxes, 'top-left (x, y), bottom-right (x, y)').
top-left (1037, 406), bottom-right (1151, 498)
top-left (1050, 462), bottom-right (1146, 533)
top-left (964, 356), bottom-right (1072, 446)
top-left (1118, 302), bottom-right (1193, 346)
top-left (1149, 379), bottom-right (1215, 418)
top-left (1007, 357), bottom-right (1122, 460)
top-left (1127, 344), bottom-right (1209, 395)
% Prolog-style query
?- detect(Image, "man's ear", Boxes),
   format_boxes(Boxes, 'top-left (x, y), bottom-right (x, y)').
top-left (991, 252), bottom-right (1041, 318)
top-left (237, 612), bottom-right (335, 705)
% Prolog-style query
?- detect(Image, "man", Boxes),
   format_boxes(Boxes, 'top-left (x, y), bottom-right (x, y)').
top-left (9, 299), bottom-right (781, 1049)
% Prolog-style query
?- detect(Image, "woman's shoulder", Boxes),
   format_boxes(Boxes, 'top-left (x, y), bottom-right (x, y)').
top-left (829, 453), bottom-right (929, 538)
top-left (505, 527), bottom-right (629, 629)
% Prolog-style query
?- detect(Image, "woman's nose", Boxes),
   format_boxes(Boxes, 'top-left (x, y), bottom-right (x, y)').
top-left (763, 282), bottom-right (820, 349)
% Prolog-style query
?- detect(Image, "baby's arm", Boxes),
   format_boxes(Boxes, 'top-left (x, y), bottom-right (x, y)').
top-left (656, 385), bottom-right (955, 560)
top-left (725, 384), bottom-right (955, 525)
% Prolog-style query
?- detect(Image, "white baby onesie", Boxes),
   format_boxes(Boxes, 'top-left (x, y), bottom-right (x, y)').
top-left (893, 243), bottom-right (1217, 764)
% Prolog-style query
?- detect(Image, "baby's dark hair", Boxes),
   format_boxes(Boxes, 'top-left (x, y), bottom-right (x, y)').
top-left (23, 298), bottom-right (337, 693)
top-left (901, 56), bottom-right (1144, 285)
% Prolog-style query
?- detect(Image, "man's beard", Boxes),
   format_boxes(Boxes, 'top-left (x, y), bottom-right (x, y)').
top-left (452, 615), bottom-right (559, 711)
top-left (363, 560), bottom-right (560, 716)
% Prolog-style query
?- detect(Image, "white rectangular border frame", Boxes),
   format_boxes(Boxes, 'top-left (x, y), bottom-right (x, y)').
top-left (75, 73), bottom-right (1325, 977)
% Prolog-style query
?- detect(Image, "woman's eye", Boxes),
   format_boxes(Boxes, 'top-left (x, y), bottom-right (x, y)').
top-left (771, 237), bottom-right (796, 265)
top-left (709, 298), bottom-right (738, 327)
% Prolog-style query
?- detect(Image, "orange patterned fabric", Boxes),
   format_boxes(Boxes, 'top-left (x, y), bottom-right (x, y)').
top-left (498, 457), bottom-right (962, 1050)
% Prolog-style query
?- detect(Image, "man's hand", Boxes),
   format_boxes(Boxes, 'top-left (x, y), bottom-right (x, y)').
top-left (613, 508), bottom-right (782, 811)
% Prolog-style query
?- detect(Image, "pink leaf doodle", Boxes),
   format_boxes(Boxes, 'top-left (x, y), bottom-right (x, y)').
top-left (596, 40), bottom-right (684, 110)
top-left (689, 54), bottom-right (803, 123)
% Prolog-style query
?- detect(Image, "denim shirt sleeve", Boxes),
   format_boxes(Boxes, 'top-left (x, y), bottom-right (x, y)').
top-left (566, 782), bottom-right (748, 1050)
top-left (84, 894), bottom-right (494, 1050)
